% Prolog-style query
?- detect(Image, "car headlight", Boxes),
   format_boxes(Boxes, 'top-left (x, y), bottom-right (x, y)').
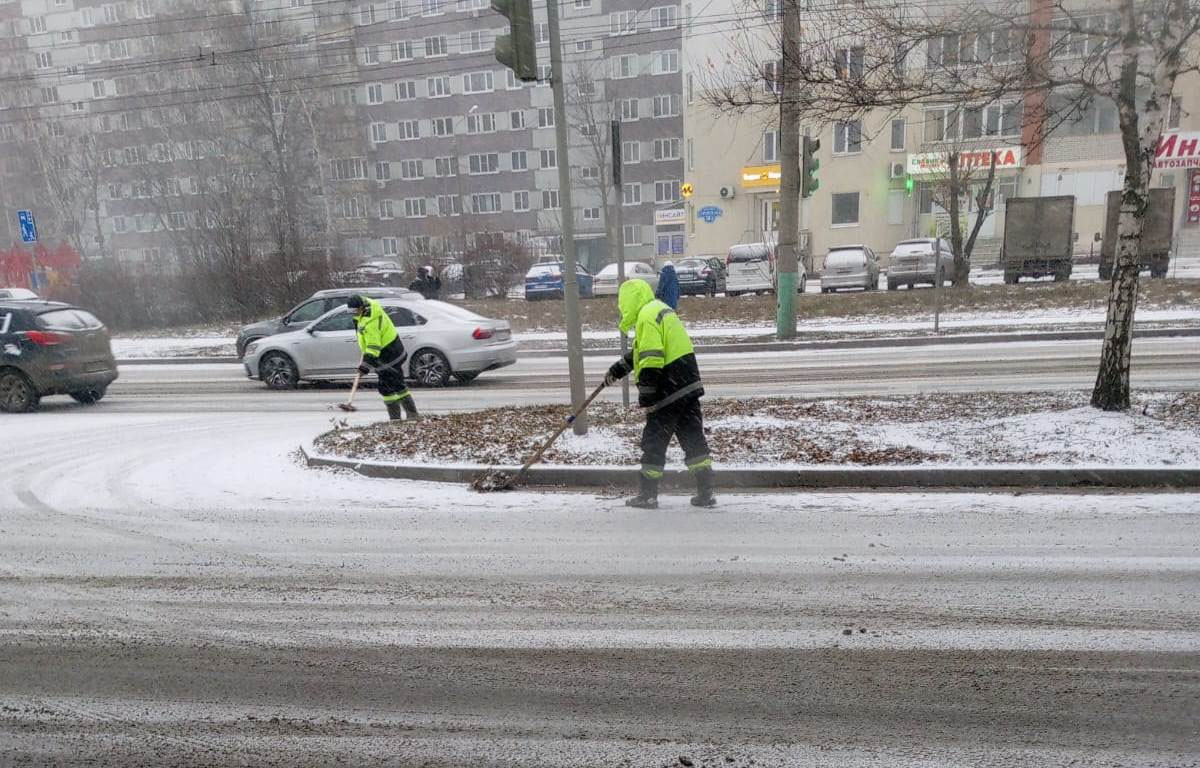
top-left (246, 341), bottom-right (260, 355)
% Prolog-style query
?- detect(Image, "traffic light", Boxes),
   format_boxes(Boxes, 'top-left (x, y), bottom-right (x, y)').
top-left (801, 136), bottom-right (820, 198)
top-left (493, 0), bottom-right (537, 82)
top-left (904, 174), bottom-right (914, 196)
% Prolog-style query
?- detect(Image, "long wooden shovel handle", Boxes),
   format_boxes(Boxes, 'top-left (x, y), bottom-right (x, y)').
top-left (346, 370), bottom-right (362, 405)
top-left (513, 381), bottom-right (607, 478)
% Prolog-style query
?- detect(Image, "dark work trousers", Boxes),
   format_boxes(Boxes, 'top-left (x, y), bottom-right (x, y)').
top-left (639, 395), bottom-right (712, 479)
top-left (374, 339), bottom-right (412, 405)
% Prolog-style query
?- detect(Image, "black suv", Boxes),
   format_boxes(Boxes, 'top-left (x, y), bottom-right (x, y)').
top-left (236, 287), bottom-right (417, 358)
top-left (0, 301), bottom-right (118, 413)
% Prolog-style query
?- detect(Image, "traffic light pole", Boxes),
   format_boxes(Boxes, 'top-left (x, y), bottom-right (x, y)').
top-left (611, 120), bottom-right (630, 407)
top-left (546, 0), bottom-right (588, 434)
top-left (775, 0), bottom-right (803, 340)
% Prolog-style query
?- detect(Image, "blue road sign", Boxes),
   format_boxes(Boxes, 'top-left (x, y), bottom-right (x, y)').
top-left (17, 210), bottom-right (37, 243)
top-left (698, 205), bottom-right (723, 223)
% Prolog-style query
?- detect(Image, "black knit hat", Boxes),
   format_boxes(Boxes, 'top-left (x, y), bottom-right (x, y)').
top-left (346, 295), bottom-right (366, 309)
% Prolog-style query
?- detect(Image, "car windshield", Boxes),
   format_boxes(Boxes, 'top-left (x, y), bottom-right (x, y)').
top-left (825, 250), bottom-right (866, 269)
top-left (528, 265), bottom-right (561, 278)
top-left (728, 245), bottom-right (769, 263)
top-left (38, 308), bottom-right (102, 330)
top-left (597, 264), bottom-right (621, 277)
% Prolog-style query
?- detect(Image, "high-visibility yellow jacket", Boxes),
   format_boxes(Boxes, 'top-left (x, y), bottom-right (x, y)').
top-left (612, 279), bottom-right (703, 410)
top-left (354, 297), bottom-right (400, 364)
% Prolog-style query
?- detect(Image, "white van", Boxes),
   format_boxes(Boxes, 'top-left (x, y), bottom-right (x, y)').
top-left (725, 243), bottom-right (775, 296)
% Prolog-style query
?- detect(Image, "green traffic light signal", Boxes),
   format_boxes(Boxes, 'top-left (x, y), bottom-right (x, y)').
top-left (801, 136), bottom-right (820, 198)
top-left (493, 0), bottom-right (537, 82)
top-left (905, 174), bottom-right (914, 196)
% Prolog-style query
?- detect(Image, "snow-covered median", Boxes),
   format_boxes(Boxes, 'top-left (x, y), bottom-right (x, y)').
top-left (312, 391), bottom-right (1200, 469)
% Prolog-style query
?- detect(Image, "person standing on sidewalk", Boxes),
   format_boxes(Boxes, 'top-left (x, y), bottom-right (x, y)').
top-left (603, 279), bottom-right (715, 508)
top-left (348, 295), bottom-right (419, 422)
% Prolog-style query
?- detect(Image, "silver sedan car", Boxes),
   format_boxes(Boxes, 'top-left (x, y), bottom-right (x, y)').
top-left (243, 298), bottom-right (517, 389)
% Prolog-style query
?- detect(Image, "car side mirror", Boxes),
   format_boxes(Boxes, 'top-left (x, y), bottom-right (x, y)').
top-left (305, 326), bottom-right (315, 335)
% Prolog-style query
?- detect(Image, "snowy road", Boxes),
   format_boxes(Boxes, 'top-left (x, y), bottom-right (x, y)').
top-left (1, 338), bottom-right (1199, 765)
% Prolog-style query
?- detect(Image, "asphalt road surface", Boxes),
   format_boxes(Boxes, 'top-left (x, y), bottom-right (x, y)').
top-left (1, 338), bottom-right (1198, 767)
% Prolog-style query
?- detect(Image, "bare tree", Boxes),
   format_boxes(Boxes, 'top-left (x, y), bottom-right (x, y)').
top-left (702, 0), bottom-right (1200, 411)
top-left (566, 60), bottom-right (621, 270)
top-left (919, 145), bottom-right (1001, 285)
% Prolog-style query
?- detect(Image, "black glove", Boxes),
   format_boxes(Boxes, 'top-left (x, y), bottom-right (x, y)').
top-left (604, 358), bottom-right (630, 387)
top-left (357, 362), bottom-right (372, 375)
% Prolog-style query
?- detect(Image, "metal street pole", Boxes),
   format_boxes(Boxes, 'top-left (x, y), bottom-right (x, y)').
top-left (934, 235), bottom-right (943, 332)
top-left (611, 119), bottom-right (630, 407)
top-left (547, 0), bottom-right (587, 433)
top-left (775, 0), bottom-right (802, 340)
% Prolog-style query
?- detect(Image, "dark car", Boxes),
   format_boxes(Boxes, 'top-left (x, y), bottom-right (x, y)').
top-left (236, 286), bottom-right (417, 358)
top-left (676, 257), bottom-right (727, 297)
top-left (0, 301), bottom-right (118, 413)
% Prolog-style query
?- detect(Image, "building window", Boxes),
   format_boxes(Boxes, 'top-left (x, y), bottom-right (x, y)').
top-left (763, 60), bottom-right (781, 94)
top-left (434, 156), bottom-right (458, 176)
top-left (653, 94), bottom-right (678, 118)
top-left (340, 197), bottom-right (367, 219)
top-left (687, 73), bottom-right (694, 104)
top-left (376, 161), bottom-right (392, 181)
top-left (609, 10), bottom-right (637, 35)
top-left (575, 0), bottom-right (591, 8)
top-left (622, 141), bottom-right (641, 164)
top-left (582, 207), bottom-right (601, 221)
top-left (390, 1), bottom-right (408, 19)
top-left (542, 189), bottom-right (560, 209)
top-left (1167, 96), bottom-right (1183, 130)
top-left (466, 112), bottom-right (496, 133)
top-left (370, 122), bottom-right (388, 143)
top-left (472, 192), bottom-right (502, 213)
top-left (463, 70), bottom-right (494, 93)
top-left (510, 110), bottom-right (526, 129)
top-left (30, 16), bottom-right (48, 33)
top-left (763, 130), bottom-right (777, 162)
top-left (332, 158), bottom-right (369, 180)
top-left (687, 138), bottom-right (694, 171)
top-left (834, 46), bottom-right (864, 79)
top-left (833, 120), bottom-right (862, 154)
top-left (507, 70), bottom-right (524, 89)
top-left (832, 192), bottom-right (860, 226)
top-left (622, 183), bottom-right (641, 205)
top-left (469, 153), bottom-right (500, 174)
top-left (363, 45), bottom-right (380, 65)
top-left (576, 39), bottom-right (593, 52)
top-left (620, 98), bottom-right (640, 121)
top-left (35, 52), bottom-right (53, 69)
top-left (393, 41), bottom-right (414, 60)
top-left (513, 190), bottom-right (530, 211)
top-left (81, 8), bottom-right (94, 26)
top-left (461, 30), bottom-right (490, 52)
top-left (650, 5), bottom-right (677, 29)
top-left (540, 149), bottom-right (557, 169)
top-left (436, 195), bottom-right (462, 216)
top-left (655, 180), bottom-right (680, 203)
top-left (396, 80), bottom-right (416, 100)
top-left (422, 0), bottom-right (443, 15)
top-left (383, 237), bottom-right (399, 255)
top-left (92, 81), bottom-right (107, 98)
top-left (653, 50), bottom-right (679, 74)
top-left (400, 159), bottom-right (423, 179)
top-left (654, 138), bottom-right (680, 160)
top-left (538, 107), bottom-right (555, 127)
top-left (580, 166), bottom-right (600, 180)
top-left (535, 22), bottom-right (549, 44)
top-left (537, 63), bottom-right (552, 83)
top-left (424, 35), bottom-right (448, 56)
top-left (511, 150), bottom-right (528, 170)
top-left (427, 76), bottom-right (451, 97)
top-left (612, 54), bottom-right (637, 79)
top-left (890, 118), bottom-right (905, 151)
top-left (379, 200), bottom-right (396, 219)
top-left (404, 197), bottom-right (428, 217)
top-left (623, 224), bottom-right (642, 245)
top-left (432, 117), bottom-right (454, 136)
top-left (367, 83), bottom-right (384, 103)
top-left (398, 120), bottom-right (420, 140)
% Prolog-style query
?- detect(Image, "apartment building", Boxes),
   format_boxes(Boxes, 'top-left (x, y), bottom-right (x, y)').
top-left (682, 0), bottom-right (1200, 269)
top-left (2, 0), bottom-right (685, 272)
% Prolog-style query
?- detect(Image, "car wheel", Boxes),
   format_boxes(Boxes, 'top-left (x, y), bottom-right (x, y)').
top-left (70, 386), bottom-right (107, 405)
top-left (453, 371), bottom-right (479, 385)
top-left (411, 348), bottom-right (452, 388)
top-left (0, 370), bottom-right (39, 413)
top-left (259, 352), bottom-right (299, 390)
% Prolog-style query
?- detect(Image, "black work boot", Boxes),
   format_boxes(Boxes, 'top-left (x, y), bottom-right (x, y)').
top-left (625, 474), bottom-right (659, 509)
top-left (401, 396), bottom-right (420, 421)
top-left (691, 467), bottom-right (717, 508)
top-left (386, 401), bottom-right (404, 421)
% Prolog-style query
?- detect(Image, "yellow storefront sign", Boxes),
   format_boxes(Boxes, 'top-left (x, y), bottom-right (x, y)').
top-left (741, 164), bottom-right (781, 189)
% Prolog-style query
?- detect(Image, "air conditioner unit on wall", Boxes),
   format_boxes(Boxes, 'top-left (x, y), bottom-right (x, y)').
top-left (719, 186), bottom-right (736, 199)
top-left (889, 161), bottom-right (906, 180)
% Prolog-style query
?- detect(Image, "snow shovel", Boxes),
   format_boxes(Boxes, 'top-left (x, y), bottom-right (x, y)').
top-left (337, 370), bottom-right (363, 412)
top-left (472, 380), bottom-right (607, 492)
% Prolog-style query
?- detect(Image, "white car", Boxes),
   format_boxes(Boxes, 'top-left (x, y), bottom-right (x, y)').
top-left (592, 262), bottom-right (659, 296)
top-left (0, 288), bottom-right (39, 300)
top-left (242, 298), bottom-right (517, 389)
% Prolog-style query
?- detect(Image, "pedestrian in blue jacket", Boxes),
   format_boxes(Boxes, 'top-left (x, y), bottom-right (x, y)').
top-left (656, 261), bottom-right (680, 310)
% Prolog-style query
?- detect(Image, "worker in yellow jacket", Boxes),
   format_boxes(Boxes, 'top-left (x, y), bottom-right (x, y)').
top-left (348, 295), bottom-right (419, 421)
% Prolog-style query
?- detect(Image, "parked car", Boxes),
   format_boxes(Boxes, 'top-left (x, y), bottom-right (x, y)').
top-left (0, 300), bottom-right (118, 413)
top-left (0, 288), bottom-right (39, 300)
top-left (725, 243), bottom-right (775, 296)
top-left (244, 298), bottom-right (517, 390)
top-left (236, 286), bottom-right (417, 358)
top-left (887, 238), bottom-right (955, 290)
top-left (524, 263), bottom-right (594, 300)
top-left (675, 258), bottom-right (725, 297)
top-left (820, 245), bottom-right (881, 293)
top-left (592, 262), bottom-right (659, 296)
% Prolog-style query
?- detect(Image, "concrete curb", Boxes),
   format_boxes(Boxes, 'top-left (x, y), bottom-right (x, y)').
top-left (300, 445), bottom-right (1200, 491)
top-left (117, 326), bottom-right (1200, 366)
